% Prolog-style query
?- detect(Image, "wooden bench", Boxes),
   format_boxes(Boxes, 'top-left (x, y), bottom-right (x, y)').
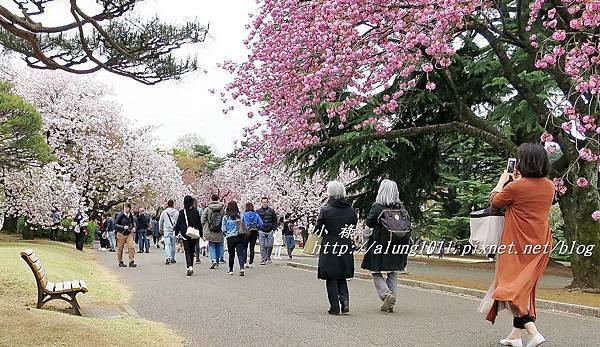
top-left (20, 249), bottom-right (88, 315)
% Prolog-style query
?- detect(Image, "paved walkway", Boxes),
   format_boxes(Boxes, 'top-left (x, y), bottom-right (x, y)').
top-left (99, 248), bottom-right (600, 346)
top-left (290, 255), bottom-right (572, 289)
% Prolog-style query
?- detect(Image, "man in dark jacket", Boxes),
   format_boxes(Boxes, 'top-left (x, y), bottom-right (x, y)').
top-left (115, 203), bottom-right (137, 268)
top-left (256, 197), bottom-right (278, 265)
top-left (136, 207), bottom-right (151, 253)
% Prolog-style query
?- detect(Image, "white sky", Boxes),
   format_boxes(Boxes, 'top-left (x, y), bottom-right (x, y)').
top-left (8, 0), bottom-right (259, 155)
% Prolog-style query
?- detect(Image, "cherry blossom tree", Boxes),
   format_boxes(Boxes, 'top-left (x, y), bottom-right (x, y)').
top-left (225, 1), bottom-right (600, 287)
top-left (0, 67), bottom-right (189, 225)
top-left (196, 158), bottom-right (357, 224)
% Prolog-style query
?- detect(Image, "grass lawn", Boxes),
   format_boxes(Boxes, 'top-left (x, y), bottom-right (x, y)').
top-left (0, 235), bottom-right (182, 346)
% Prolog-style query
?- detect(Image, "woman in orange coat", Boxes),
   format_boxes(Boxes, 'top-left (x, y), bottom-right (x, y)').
top-left (487, 143), bottom-right (555, 347)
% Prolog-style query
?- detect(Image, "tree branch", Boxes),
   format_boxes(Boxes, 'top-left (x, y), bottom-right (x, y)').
top-left (303, 121), bottom-right (515, 152)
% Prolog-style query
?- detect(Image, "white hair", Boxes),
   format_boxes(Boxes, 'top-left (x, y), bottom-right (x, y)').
top-left (375, 179), bottom-right (401, 206)
top-left (326, 180), bottom-right (346, 199)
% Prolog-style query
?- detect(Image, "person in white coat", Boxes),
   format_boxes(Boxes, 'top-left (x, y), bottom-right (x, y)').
top-left (159, 199), bottom-right (179, 265)
top-left (273, 217), bottom-right (284, 260)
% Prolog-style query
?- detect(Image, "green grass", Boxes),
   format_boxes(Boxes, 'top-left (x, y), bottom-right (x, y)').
top-left (0, 240), bottom-right (128, 305)
top-left (0, 237), bottom-right (182, 346)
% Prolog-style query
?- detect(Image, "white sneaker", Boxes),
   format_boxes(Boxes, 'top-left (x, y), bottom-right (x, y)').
top-left (227, 271), bottom-right (234, 275)
top-left (526, 334), bottom-right (546, 347)
top-left (500, 338), bottom-right (523, 347)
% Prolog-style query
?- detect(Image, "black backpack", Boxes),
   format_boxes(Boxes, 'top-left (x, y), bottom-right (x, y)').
top-left (208, 208), bottom-right (224, 232)
top-left (378, 204), bottom-right (411, 243)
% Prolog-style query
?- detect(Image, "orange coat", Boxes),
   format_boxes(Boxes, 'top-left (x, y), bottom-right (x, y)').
top-left (486, 177), bottom-right (555, 323)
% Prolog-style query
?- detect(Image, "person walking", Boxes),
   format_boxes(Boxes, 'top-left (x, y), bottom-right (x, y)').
top-left (201, 194), bottom-right (225, 270)
top-left (484, 144), bottom-right (554, 347)
top-left (282, 213), bottom-right (302, 259)
top-left (273, 218), bottom-right (284, 260)
top-left (193, 199), bottom-right (203, 264)
top-left (256, 197), bottom-right (278, 265)
top-left (104, 213), bottom-right (116, 252)
top-left (97, 216), bottom-right (109, 251)
top-left (50, 208), bottom-right (61, 241)
top-left (73, 210), bottom-right (88, 251)
top-left (136, 207), bottom-right (151, 253)
top-left (361, 179), bottom-right (411, 314)
top-left (241, 202), bottom-right (263, 268)
top-left (115, 203), bottom-right (137, 268)
top-left (174, 195), bottom-right (203, 276)
top-left (151, 215), bottom-right (160, 249)
top-left (159, 199), bottom-right (179, 265)
top-left (221, 201), bottom-right (248, 276)
top-left (315, 181), bottom-right (357, 315)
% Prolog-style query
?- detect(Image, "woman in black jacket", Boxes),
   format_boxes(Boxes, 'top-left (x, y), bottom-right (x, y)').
top-left (174, 195), bottom-right (203, 276)
top-left (315, 181), bottom-right (357, 315)
top-left (361, 179), bottom-right (410, 313)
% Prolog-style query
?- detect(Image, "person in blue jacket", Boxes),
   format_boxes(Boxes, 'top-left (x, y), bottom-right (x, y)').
top-left (242, 202), bottom-right (264, 268)
top-left (222, 201), bottom-right (248, 276)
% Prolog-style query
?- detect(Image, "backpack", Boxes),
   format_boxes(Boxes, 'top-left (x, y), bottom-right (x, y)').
top-left (208, 208), bottom-right (224, 232)
top-left (246, 213), bottom-right (259, 231)
top-left (378, 204), bottom-right (411, 244)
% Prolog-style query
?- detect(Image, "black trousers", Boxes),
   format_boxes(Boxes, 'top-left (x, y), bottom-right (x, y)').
top-left (75, 231), bottom-right (86, 251)
top-left (247, 234), bottom-right (258, 264)
top-left (513, 314), bottom-right (535, 329)
top-left (227, 235), bottom-right (248, 272)
top-left (183, 238), bottom-right (199, 268)
top-left (325, 279), bottom-right (349, 312)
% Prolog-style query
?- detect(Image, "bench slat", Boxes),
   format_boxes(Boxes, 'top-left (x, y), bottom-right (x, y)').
top-left (20, 249), bottom-right (34, 257)
top-left (62, 281), bottom-right (72, 292)
top-left (45, 282), bottom-right (55, 293)
top-left (40, 271), bottom-right (48, 288)
top-left (79, 280), bottom-right (88, 293)
top-left (29, 253), bottom-right (39, 263)
top-left (54, 282), bottom-right (64, 292)
top-left (32, 259), bottom-right (43, 272)
top-left (71, 280), bottom-right (80, 291)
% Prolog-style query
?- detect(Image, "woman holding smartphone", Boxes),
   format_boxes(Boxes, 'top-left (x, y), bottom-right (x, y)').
top-left (485, 143), bottom-right (555, 347)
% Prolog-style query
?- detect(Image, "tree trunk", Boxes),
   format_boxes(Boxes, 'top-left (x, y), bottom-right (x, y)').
top-left (1, 215), bottom-right (17, 233)
top-left (559, 161), bottom-right (600, 289)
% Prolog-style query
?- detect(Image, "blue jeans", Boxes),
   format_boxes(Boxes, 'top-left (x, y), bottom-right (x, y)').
top-left (107, 231), bottom-right (116, 251)
top-left (138, 230), bottom-right (149, 252)
top-left (259, 231), bottom-right (274, 261)
top-left (164, 233), bottom-right (176, 260)
top-left (209, 241), bottom-right (224, 263)
top-left (284, 234), bottom-right (295, 257)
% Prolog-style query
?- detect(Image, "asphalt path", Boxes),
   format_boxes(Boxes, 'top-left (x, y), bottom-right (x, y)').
top-left (98, 247), bottom-right (600, 346)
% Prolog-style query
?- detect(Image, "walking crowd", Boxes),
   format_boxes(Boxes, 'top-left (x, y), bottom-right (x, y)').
top-left (96, 195), bottom-right (291, 277)
top-left (81, 143), bottom-right (552, 347)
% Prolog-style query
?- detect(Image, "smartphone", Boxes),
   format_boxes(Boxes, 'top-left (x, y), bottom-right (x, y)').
top-left (506, 158), bottom-right (517, 173)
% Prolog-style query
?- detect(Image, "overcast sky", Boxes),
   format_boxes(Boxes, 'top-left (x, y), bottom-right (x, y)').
top-left (101, 0), bottom-right (259, 155)
top-left (10, 0), bottom-right (258, 155)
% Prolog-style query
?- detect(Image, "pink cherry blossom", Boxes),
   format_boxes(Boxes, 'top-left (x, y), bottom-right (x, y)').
top-left (552, 30), bottom-right (566, 41)
top-left (540, 132), bottom-right (554, 142)
top-left (576, 177), bottom-right (589, 188)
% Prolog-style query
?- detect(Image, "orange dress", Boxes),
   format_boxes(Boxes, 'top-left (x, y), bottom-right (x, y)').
top-left (486, 177), bottom-right (555, 323)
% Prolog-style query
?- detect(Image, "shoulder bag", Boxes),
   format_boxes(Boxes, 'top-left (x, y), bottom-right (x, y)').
top-left (183, 209), bottom-right (201, 239)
